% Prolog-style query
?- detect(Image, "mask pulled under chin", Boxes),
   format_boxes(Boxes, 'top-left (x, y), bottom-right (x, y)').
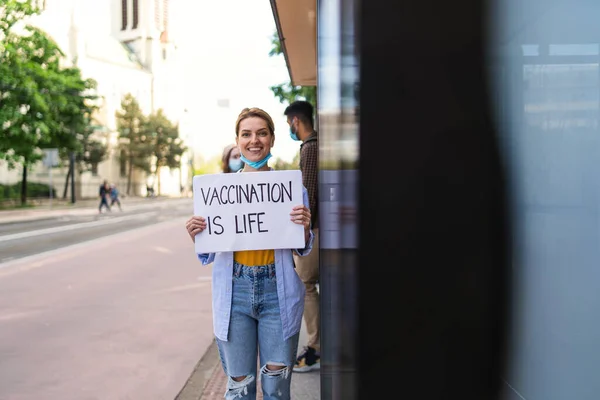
top-left (240, 152), bottom-right (272, 169)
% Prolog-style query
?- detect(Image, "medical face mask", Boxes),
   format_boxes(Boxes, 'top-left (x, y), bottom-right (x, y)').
top-left (289, 120), bottom-right (301, 141)
top-left (228, 158), bottom-right (243, 172)
top-left (240, 152), bottom-right (272, 169)
top-left (290, 129), bottom-right (300, 141)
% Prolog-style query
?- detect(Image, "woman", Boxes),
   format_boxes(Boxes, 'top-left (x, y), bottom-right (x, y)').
top-left (109, 184), bottom-right (122, 211)
top-left (222, 143), bottom-right (244, 173)
top-left (185, 107), bottom-right (314, 400)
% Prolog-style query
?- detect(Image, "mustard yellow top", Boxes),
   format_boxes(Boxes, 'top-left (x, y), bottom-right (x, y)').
top-left (231, 169), bottom-right (275, 266)
top-left (234, 250), bottom-right (275, 266)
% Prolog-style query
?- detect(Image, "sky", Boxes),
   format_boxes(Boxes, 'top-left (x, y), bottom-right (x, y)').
top-left (170, 0), bottom-right (300, 163)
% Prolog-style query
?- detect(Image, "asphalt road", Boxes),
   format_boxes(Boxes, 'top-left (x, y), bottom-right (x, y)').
top-left (0, 198), bottom-right (194, 264)
top-left (0, 199), bottom-right (215, 400)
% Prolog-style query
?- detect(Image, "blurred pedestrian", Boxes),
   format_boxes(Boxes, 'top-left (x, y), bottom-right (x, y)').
top-left (109, 184), bottom-right (122, 211)
top-left (221, 143), bottom-right (244, 173)
top-left (185, 107), bottom-right (314, 400)
top-left (98, 180), bottom-right (111, 213)
top-left (284, 100), bottom-right (321, 372)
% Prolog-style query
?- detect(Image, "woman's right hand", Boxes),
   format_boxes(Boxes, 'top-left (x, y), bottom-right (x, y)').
top-left (185, 216), bottom-right (206, 243)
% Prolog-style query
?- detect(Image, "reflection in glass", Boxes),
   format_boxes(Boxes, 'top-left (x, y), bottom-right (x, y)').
top-left (317, 0), bottom-right (359, 398)
top-left (549, 43), bottom-right (599, 56)
top-left (489, 0), bottom-right (600, 399)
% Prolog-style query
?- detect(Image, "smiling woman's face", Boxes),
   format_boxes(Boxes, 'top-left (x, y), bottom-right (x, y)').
top-left (236, 116), bottom-right (274, 162)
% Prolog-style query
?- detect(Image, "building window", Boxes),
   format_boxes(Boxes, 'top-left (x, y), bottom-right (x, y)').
top-left (155, 0), bottom-right (161, 30)
top-left (163, 0), bottom-right (169, 31)
top-left (121, 0), bottom-right (128, 30)
top-left (162, 0), bottom-right (169, 42)
top-left (133, 0), bottom-right (139, 29)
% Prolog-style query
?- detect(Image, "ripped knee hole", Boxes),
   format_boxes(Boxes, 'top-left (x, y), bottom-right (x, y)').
top-left (261, 362), bottom-right (290, 378)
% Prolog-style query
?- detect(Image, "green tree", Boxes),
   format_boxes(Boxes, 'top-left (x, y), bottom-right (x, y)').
top-left (0, 1), bottom-right (99, 205)
top-left (268, 31), bottom-right (316, 106)
top-left (42, 71), bottom-right (103, 199)
top-left (76, 117), bottom-right (109, 174)
top-left (62, 113), bottom-right (109, 199)
top-left (291, 151), bottom-right (300, 168)
top-left (193, 154), bottom-right (221, 175)
top-left (1, 1), bottom-right (50, 205)
top-left (0, 0), bottom-right (39, 35)
top-left (272, 157), bottom-right (293, 170)
top-left (144, 109), bottom-right (187, 194)
top-left (116, 93), bottom-right (152, 195)
top-left (272, 152), bottom-right (300, 170)
top-left (164, 131), bottom-right (186, 193)
top-left (78, 124), bottom-right (108, 174)
top-left (76, 91), bottom-right (111, 177)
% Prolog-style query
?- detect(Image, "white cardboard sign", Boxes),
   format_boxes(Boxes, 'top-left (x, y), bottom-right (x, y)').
top-left (192, 170), bottom-right (305, 254)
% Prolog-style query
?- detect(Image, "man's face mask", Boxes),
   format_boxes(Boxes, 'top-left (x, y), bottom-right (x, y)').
top-left (289, 118), bottom-right (300, 141)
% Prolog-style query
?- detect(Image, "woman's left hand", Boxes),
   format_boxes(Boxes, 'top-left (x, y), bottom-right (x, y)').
top-left (290, 205), bottom-right (311, 243)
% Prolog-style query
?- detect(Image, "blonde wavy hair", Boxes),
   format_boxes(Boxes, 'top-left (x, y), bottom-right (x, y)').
top-left (235, 107), bottom-right (275, 136)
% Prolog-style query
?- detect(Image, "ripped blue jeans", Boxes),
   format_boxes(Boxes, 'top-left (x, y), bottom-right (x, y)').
top-left (216, 263), bottom-right (299, 400)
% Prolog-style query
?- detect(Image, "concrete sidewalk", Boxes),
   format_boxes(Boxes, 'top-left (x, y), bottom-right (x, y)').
top-left (177, 319), bottom-right (321, 400)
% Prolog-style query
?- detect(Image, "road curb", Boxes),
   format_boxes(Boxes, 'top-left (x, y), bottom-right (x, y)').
top-left (175, 339), bottom-right (221, 400)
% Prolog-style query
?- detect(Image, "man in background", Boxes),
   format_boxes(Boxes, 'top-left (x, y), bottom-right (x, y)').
top-left (284, 100), bottom-right (320, 372)
top-left (98, 180), bottom-right (111, 213)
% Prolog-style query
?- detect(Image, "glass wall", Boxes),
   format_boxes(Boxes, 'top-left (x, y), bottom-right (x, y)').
top-left (489, 0), bottom-right (600, 398)
top-left (317, 0), bottom-right (359, 398)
